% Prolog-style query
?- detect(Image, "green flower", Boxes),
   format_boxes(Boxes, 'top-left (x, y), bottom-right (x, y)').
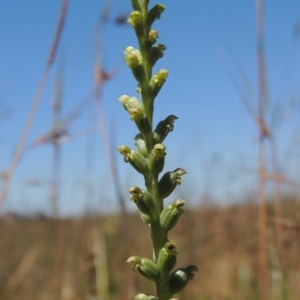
top-left (127, 256), bottom-right (160, 282)
top-left (158, 168), bottom-right (187, 199)
top-left (148, 4), bottom-right (166, 27)
top-left (149, 69), bottom-right (169, 98)
top-left (135, 294), bottom-right (158, 300)
top-left (149, 143), bottom-right (166, 175)
top-left (118, 145), bottom-right (149, 175)
top-left (128, 11), bottom-right (142, 28)
top-left (119, 95), bottom-right (144, 113)
top-left (134, 133), bottom-right (147, 157)
top-left (148, 30), bottom-right (159, 44)
top-left (160, 199), bottom-right (186, 231)
top-left (129, 186), bottom-right (155, 215)
top-left (128, 11), bottom-right (144, 37)
top-left (153, 115), bottom-right (178, 143)
top-left (157, 241), bottom-right (178, 272)
top-left (150, 44), bottom-right (166, 67)
top-left (169, 265), bottom-right (198, 294)
top-left (124, 47), bottom-right (142, 68)
top-left (124, 47), bottom-right (145, 83)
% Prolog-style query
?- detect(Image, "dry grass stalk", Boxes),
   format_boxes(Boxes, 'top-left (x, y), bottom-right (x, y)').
top-left (6, 248), bottom-right (39, 290)
top-left (0, 0), bottom-right (69, 210)
top-left (93, 227), bottom-right (110, 300)
top-left (256, 0), bottom-right (268, 298)
top-left (60, 266), bottom-right (76, 300)
top-left (271, 218), bottom-right (300, 230)
top-left (220, 1), bottom-right (299, 297)
top-left (89, 12), bottom-right (132, 274)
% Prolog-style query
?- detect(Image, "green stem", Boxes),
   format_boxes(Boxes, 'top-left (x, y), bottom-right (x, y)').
top-left (151, 223), bottom-right (167, 259)
top-left (150, 178), bottom-right (169, 300)
top-left (156, 278), bottom-right (172, 300)
top-left (139, 3), bottom-right (172, 300)
top-left (129, 1), bottom-right (177, 299)
top-left (138, 2), bottom-right (154, 125)
top-left (146, 164), bottom-right (166, 258)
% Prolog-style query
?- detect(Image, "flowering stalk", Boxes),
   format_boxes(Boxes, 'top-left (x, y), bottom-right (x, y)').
top-left (119, 1), bottom-right (197, 299)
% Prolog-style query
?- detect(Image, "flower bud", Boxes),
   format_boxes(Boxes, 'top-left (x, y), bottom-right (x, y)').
top-left (127, 256), bottom-right (160, 282)
top-left (149, 69), bottom-right (168, 98)
top-left (118, 145), bottom-right (131, 162)
top-left (149, 143), bottom-right (166, 175)
top-left (148, 30), bottom-right (159, 44)
top-left (119, 95), bottom-right (144, 113)
top-left (136, 84), bottom-right (141, 96)
top-left (148, 4), bottom-right (166, 27)
top-left (160, 199), bottom-right (186, 231)
top-left (158, 168), bottom-right (187, 199)
top-left (118, 145), bottom-right (149, 175)
top-left (150, 44), bottom-right (166, 67)
top-left (169, 265), bottom-right (198, 294)
top-left (134, 133), bottom-right (147, 158)
top-left (135, 294), bottom-right (158, 300)
top-left (157, 241), bottom-right (178, 273)
top-left (118, 96), bottom-right (151, 135)
top-left (128, 107), bottom-right (146, 122)
top-left (128, 11), bottom-right (142, 28)
top-left (129, 186), bottom-right (155, 215)
top-left (128, 11), bottom-right (144, 37)
top-left (124, 47), bottom-right (145, 83)
top-left (134, 294), bottom-right (147, 300)
top-left (153, 115), bottom-right (178, 143)
top-left (129, 108), bottom-right (151, 135)
top-left (124, 47), bottom-right (142, 67)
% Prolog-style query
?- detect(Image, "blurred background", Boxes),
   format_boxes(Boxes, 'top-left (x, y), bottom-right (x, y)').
top-left (0, 0), bottom-right (300, 299)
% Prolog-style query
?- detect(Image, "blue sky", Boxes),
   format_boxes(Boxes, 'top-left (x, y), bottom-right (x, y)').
top-left (1, 0), bottom-right (300, 216)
